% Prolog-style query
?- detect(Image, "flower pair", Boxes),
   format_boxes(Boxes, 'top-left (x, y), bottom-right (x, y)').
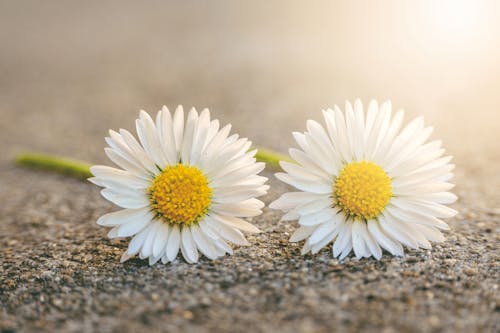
top-left (90, 100), bottom-right (457, 265)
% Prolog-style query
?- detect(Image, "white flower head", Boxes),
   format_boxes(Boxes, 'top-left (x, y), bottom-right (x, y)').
top-left (90, 106), bottom-right (269, 265)
top-left (270, 99), bottom-right (457, 260)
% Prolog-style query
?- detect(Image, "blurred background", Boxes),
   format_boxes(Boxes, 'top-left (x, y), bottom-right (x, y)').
top-left (1, 0), bottom-right (499, 170)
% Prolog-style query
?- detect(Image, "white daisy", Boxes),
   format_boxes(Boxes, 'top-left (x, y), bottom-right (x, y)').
top-left (270, 99), bottom-right (457, 260)
top-left (89, 106), bottom-right (268, 265)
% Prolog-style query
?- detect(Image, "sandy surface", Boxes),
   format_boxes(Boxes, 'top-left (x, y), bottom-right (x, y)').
top-left (1, 1), bottom-right (499, 332)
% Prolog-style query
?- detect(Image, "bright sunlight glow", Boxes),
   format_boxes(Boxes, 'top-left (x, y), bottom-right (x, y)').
top-left (429, 0), bottom-right (483, 41)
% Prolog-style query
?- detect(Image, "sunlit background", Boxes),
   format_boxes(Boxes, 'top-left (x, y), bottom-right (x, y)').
top-left (1, 0), bottom-right (499, 177)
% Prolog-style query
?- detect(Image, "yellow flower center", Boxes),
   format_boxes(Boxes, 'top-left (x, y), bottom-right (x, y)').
top-left (334, 161), bottom-right (392, 221)
top-left (148, 164), bottom-right (212, 226)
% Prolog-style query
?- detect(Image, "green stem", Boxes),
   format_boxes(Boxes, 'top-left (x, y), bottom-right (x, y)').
top-left (254, 147), bottom-right (290, 170)
top-left (15, 153), bottom-right (93, 180)
top-left (15, 148), bottom-right (288, 181)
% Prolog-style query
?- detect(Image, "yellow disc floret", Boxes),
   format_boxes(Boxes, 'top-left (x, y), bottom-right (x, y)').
top-left (148, 164), bottom-right (212, 226)
top-left (334, 161), bottom-right (392, 221)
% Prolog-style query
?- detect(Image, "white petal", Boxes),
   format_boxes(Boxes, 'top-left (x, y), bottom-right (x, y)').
top-left (90, 165), bottom-right (150, 188)
top-left (305, 120), bottom-right (341, 174)
top-left (157, 106), bottom-right (178, 165)
top-left (280, 210), bottom-right (300, 221)
top-left (289, 225), bottom-right (317, 242)
top-left (275, 172), bottom-right (332, 194)
top-left (309, 220), bottom-right (340, 245)
top-left (352, 221), bottom-right (368, 259)
top-left (191, 224), bottom-right (217, 259)
top-left (120, 252), bottom-right (134, 263)
top-left (161, 253), bottom-right (169, 264)
top-left (210, 162), bottom-right (265, 188)
top-left (206, 216), bottom-right (249, 246)
top-left (127, 225), bottom-right (152, 255)
top-left (279, 161), bottom-right (332, 183)
top-left (173, 105), bottom-right (185, 154)
top-left (381, 117), bottom-right (425, 169)
top-left (414, 224), bottom-right (445, 243)
top-left (391, 164), bottom-right (455, 188)
top-left (269, 191), bottom-right (324, 211)
top-left (345, 100), bottom-right (364, 161)
top-left (363, 100), bottom-right (379, 143)
top-left (213, 186), bottom-right (268, 204)
top-left (105, 130), bottom-right (152, 177)
top-left (400, 222), bottom-right (432, 249)
top-left (115, 213), bottom-right (152, 237)
top-left (364, 101), bottom-right (386, 159)
top-left (181, 108), bottom-right (199, 165)
top-left (393, 182), bottom-right (454, 196)
top-left (211, 200), bottom-right (263, 218)
top-left (298, 208), bottom-right (337, 227)
top-left (293, 196), bottom-right (334, 216)
top-left (198, 218), bottom-right (220, 239)
top-left (148, 254), bottom-right (162, 266)
top-left (234, 175), bottom-right (268, 187)
top-left (373, 108), bottom-right (405, 164)
top-left (411, 155), bottom-right (453, 175)
top-left (96, 207), bottom-right (150, 227)
top-left (333, 221), bottom-right (352, 258)
top-left (136, 110), bottom-right (167, 168)
top-left (311, 230), bottom-right (337, 254)
top-left (390, 197), bottom-right (457, 219)
top-left (202, 119), bottom-right (221, 154)
top-left (213, 190), bottom-right (268, 204)
top-left (204, 138), bottom-right (250, 177)
top-left (202, 124), bottom-right (232, 161)
top-left (104, 148), bottom-right (151, 179)
top-left (332, 105), bottom-right (353, 162)
top-left (213, 239), bottom-right (233, 255)
top-left (166, 225), bottom-right (181, 261)
top-left (390, 143), bottom-right (446, 177)
top-left (181, 227), bottom-right (199, 263)
top-left (288, 148), bottom-right (334, 180)
top-left (100, 189), bottom-right (149, 209)
top-left (211, 213), bottom-right (261, 233)
top-left (213, 183), bottom-right (266, 195)
top-left (152, 224), bottom-right (169, 258)
top-left (89, 177), bottom-right (147, 194)
top-left (208, 148), bottom-right (256, 179)
top-left (338, 239), bottom-right (353, 260)
top-left (190, 108), bottom-right (211, 166)
top-left (379, 213), bottom-right (419, 249)
top-left (301, 239), bottom-right (312, 255)
top-left (386, 205), bottom-right (450, 230)
top-left (360, 223), bottom-right (382, 260)
top-left (119, 129), bottom-right (159, 175)
top-left (140, 222), bottom-right (160, 258)
top-left (367, 220), bottom-right (403, 256)
top-left (385, 126), bottom-right (433, 172)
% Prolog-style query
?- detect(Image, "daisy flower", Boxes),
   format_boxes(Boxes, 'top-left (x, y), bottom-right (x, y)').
top-left (270, 99), bottom-right (457, 260)
top-left (89, 106), bottom-right (268, 265)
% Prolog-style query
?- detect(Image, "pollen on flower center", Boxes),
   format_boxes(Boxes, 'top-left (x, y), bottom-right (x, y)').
top-left (148, 164), bottom-right (212, 226)
top-left (334, 161), bottom-right (392, 221)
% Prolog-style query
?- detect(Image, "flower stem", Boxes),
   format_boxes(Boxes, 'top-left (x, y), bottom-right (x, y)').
top-left (15, 148), bottom-right (288, 181)
top-left (15, 153), bottom-right (93, 180)
top-left (254, 147), bottom-right (289, 170)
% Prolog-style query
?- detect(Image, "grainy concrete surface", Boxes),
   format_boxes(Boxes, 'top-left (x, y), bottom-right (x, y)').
top-left (1, 1), bottom-right (499, 332)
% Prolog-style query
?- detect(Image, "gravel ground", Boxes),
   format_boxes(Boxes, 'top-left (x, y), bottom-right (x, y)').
top-left (1, 1), bottom-right (499, 332)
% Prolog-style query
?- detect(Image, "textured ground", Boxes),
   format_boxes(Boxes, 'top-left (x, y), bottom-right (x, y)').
top-left (1, 1), bottom-right (499, 332)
